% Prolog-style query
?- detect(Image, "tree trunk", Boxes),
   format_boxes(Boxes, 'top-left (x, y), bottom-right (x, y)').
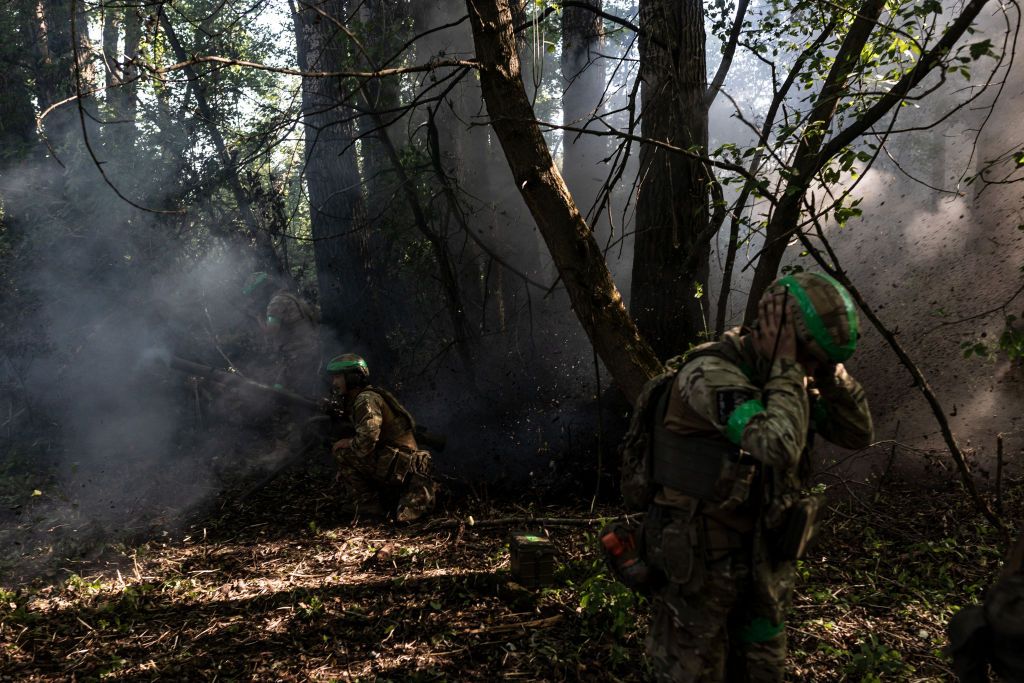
top-left (33, 0), bottom-right (95, 140)
top-left (630, 0), bottom-right (710, 360)
top-left (0, 1), bottom-right (37, 158)
top-left (292, 0), bottom-right (367, 342)
top-left (116, 2), bottom-right (142, 149)
top-left (743, 0), bottom-right (888, 323)
top-left (465, 0), bottom-right (661, 403)
top-left (159, 8), bottom-right (286, 277)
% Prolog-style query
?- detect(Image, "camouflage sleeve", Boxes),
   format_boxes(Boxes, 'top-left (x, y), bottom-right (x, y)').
top-left (813, 363), bottom-right (874, 449)
top-left (738, 359), bottom-right (811, 471)
top-left (677, 357), bottom-right (810, 472)
top-left (338, 392), bottom-right (384, 460)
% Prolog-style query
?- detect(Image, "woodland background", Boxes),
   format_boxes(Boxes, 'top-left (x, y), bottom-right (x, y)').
top-left (0, 0), bottom-right (1023, 679)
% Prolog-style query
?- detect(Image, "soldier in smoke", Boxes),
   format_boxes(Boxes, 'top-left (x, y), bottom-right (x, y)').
top-left (326, 354), bottom-right (436, 522)
top-left (242, 271), bottom-right (322, 398)
top-left (617, 272), bottom-right (873, 681)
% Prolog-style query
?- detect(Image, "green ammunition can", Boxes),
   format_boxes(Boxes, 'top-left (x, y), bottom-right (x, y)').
top-left (509, 531), bottom-right (556, 588)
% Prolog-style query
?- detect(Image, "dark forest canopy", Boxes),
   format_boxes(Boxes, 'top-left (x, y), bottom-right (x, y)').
top-left (3, 0), bottom-right (1020, 397)
top-left (0, 0), bottom-right (1021, 504)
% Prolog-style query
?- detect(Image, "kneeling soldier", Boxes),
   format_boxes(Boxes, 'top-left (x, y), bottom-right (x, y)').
top-left (327, 354), bottom-right (436, 522)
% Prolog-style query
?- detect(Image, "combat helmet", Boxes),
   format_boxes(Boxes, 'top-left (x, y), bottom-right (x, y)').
top-left (242, 271), bottom-right (271, 296)
top-left (768, 271), bottom-right (859, 363)
top-left (326, 353), bottom-right (369, 379)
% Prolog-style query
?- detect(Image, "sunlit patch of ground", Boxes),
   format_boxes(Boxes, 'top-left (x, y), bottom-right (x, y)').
top-left (0, 464), bottom-right (1015, 681)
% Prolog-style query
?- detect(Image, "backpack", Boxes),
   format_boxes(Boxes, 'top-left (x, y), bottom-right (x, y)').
top-left (619, 355), bottom-right (686, 511)
top-left (278, 291), bottom-right (322, 326)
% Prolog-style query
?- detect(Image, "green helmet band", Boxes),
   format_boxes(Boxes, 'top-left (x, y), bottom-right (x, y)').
top-left (242, 272), bottom-right (269, 295)
top-left (327, 358), bottom-right (368, 374)
top-left (776, 273), bottom-right (858, 362)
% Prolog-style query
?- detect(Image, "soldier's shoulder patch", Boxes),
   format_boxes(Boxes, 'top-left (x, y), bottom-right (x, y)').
top-left (716, 388), bottom-right (754, 425)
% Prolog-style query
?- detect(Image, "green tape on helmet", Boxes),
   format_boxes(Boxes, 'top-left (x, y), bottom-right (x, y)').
top-left (726, 399), bottom-right (765, 445)
top-left (242, 272), bottom-right (269, 295)
top-left (777, 273), bottom-right (858, 362)
top-left (326, 357), bottom-right (368, 374)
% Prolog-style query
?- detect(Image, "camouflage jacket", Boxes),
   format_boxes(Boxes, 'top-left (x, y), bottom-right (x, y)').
top-left (335, 387), bottom-right (418, 461)
top-left (266, 289), bottom-right (320, 358)
top-left (658, 329), bottom-right (873, 523)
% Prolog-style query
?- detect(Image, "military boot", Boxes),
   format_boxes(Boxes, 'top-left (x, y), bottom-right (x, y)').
top-left (395, 473), bottom-right (436, 522)
top-left (337, 481), bottom-right (388, 520)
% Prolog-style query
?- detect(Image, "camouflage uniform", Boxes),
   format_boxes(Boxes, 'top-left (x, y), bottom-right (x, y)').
top-left (645, 329), bottom-right (873, 682)
top-left (266, 289), bottom-right (321, 397)
top-left (333, 386), bottom-right (436, 521)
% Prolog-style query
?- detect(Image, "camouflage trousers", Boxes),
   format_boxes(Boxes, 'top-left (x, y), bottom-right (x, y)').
top-left (643, 505), bottom-right (795, 682)
top-left (336, 445), bottom-right (435, 521)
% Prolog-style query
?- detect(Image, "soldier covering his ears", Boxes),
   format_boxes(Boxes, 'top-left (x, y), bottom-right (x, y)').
top-left (616, 272), bottom-right (873, 682)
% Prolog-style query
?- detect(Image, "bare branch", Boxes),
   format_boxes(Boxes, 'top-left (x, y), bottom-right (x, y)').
top-left (705, 0), bottom-right (750, 108)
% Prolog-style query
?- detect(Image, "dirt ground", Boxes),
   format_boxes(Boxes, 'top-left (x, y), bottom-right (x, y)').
top-left (0, 454), bottom-right (1012, 682)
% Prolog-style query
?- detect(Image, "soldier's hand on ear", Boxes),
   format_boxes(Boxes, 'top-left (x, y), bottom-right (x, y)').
top-left (752, 292), bottom-right (798, 362)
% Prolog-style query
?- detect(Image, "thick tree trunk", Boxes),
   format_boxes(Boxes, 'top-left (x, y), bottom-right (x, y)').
top-left (630, 0), bottom-right (710, 360)
top-left (0, 1), bottom-right (37, 158)
top-left (466, 0), bottom-right (661, 403)
top-left (292, 0), bottom-right (367, 341)
top-left (33, 0), bottom-right (95, 141)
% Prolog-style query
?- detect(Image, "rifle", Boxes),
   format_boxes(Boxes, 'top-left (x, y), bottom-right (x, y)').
top-left (161, 354), bottom-right (446, 451)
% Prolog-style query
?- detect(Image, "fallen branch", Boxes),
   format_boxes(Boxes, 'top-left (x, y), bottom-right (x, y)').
top-left (423, 514), bottom-right (643, 531)
top-left (466, 614), bottom-right (563, 634)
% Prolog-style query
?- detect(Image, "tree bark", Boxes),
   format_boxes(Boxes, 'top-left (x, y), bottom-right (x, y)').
top-left (33, 0), bottom-right (95, 140)
top-left (466, 0), bottom-right (661, 403)
top-left (292, 0), bottom-right (367, 339)
top-left (0, 1), bottom-right (37, 157)
top-left (630, 0), bottom-right (711, 360)
top-left (744, 0), bottom-right (885, 324)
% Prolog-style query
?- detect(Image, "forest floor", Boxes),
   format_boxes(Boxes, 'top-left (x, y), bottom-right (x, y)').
top-left (0, 456), bottom-right (1013, 682)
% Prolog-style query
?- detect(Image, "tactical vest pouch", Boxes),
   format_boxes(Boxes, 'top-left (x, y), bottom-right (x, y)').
top-left (379, 445), bottom-right (432, 486)
top-left (651, 431), bottom-right (730, 499)
top-left (767, 494), bottom-right (824, 564)
top-left (651, 426), bottom-right (756, 506)
top-left (643, 504), bottom-right (703, 594)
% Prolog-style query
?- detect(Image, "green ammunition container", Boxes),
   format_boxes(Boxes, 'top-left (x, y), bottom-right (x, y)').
top-left (509, 531), bottom-right (556, 588)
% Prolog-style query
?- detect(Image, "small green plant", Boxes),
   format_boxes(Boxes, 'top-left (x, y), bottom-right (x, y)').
top-left (562, 555), bottom-right (643, 639)
top-left (998, 315), bottom-right (1024, 361)
top-left (845, 634), bottom-right (915, 681)
top-left (65, 574), bottom-right (103, 594)
top-left (297, 594), bottom-right (324, 619)
top-left (960, 314), bottom-right (1024, 362)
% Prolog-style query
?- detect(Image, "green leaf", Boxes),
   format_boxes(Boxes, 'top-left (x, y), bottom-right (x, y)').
top-left (969, 39), bottom-right (994, 60)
